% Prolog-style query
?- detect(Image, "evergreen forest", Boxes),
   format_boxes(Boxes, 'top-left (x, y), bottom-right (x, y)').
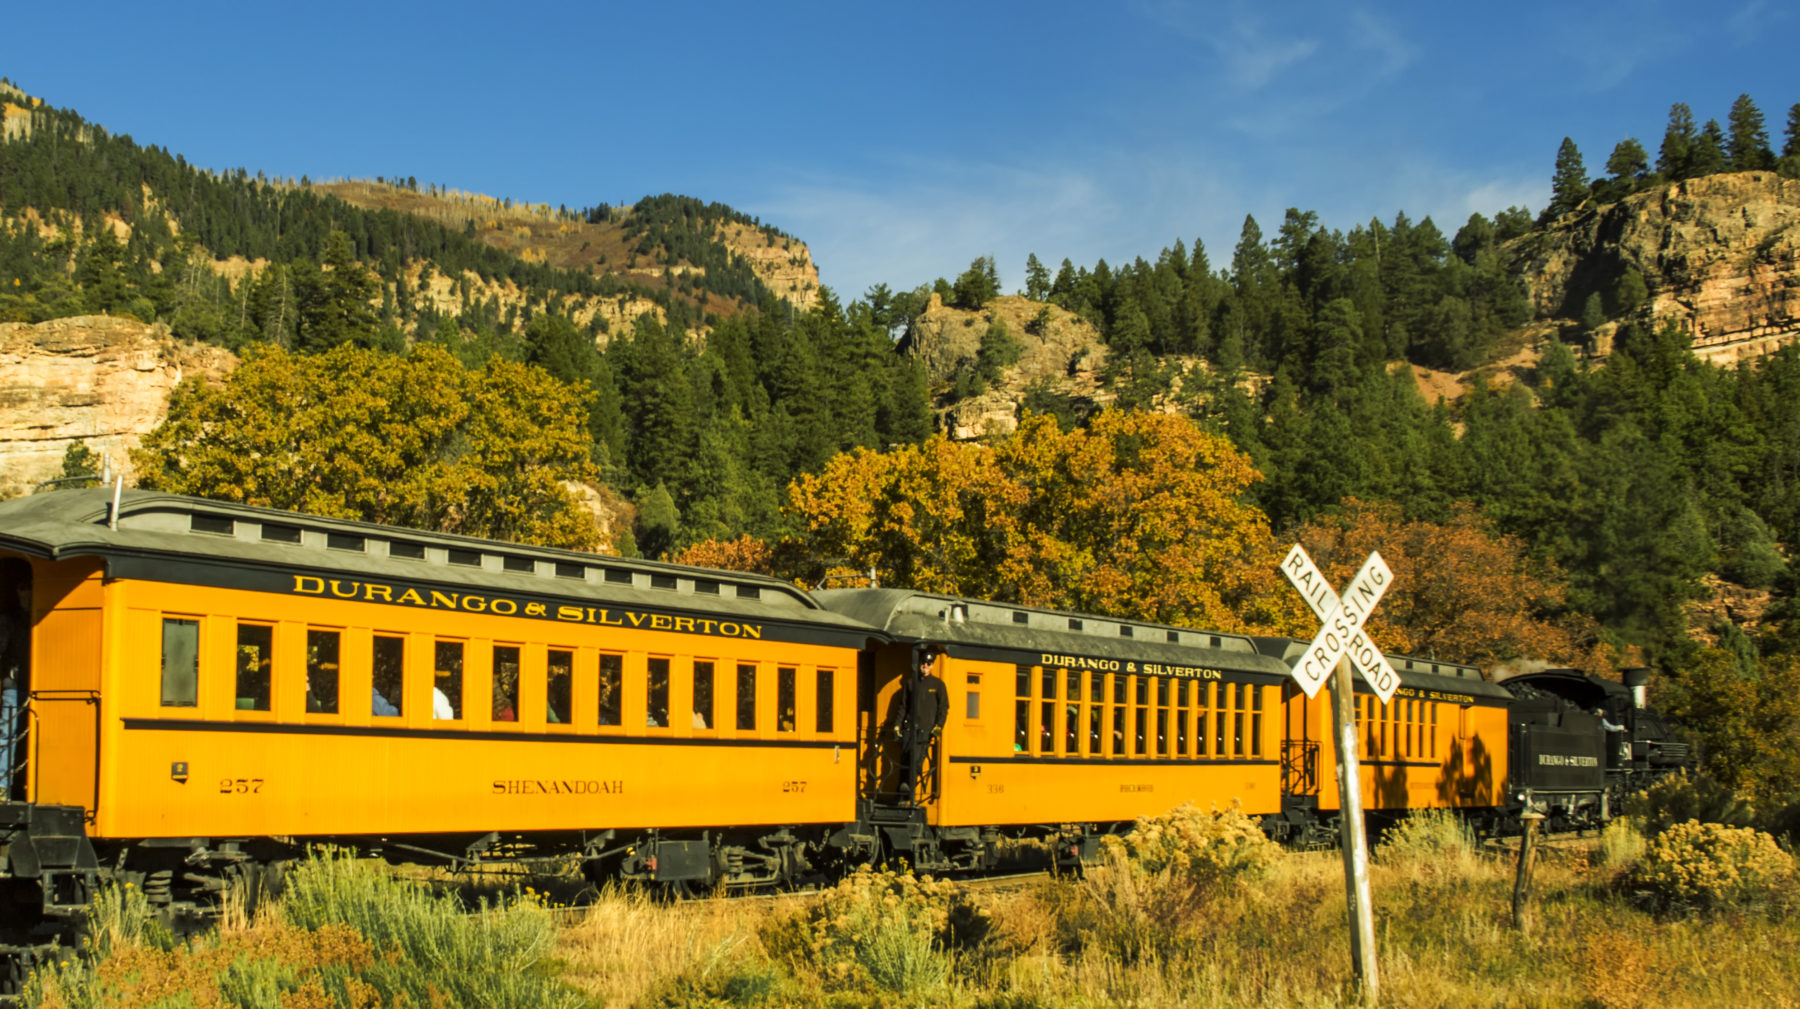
top-left (8, 82), bottom-right (1800, 773)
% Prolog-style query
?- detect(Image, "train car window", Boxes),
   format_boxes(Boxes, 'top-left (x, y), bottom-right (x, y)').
top-left (327, 533), bottom-right (365, 552)
top-left (1251, 685), bottom-right (1263, 757)
top-left (815, 668), bottom-right (833, 733)
top-left (647, 657), bottom-right (671, 728)
top-left (190, 514), bottom-right (233, 535)
top-left (598, 654), bottom-right (623, 726)
top-left (1215, 686), bottom-right (1229, 759)
top-left (389, 541), bottom-right (426, 560)
top-left (1232, 682), bottom-right (1246, 756)
top-left (305, 629), bottom-right (340, 714)
top-left (651, 573), bottom-right (678, 590)
top-left (546, 650), bottom-right (572, 724)
top-left (1014, 665), bottom-right (1030, 753)
top-left (737, 664), bottom-right (757, 730)
top-left (502, 555), bottom-right (534, 573)
top-left (1430, 705), bottom-right (1439, 756)
top-left (694, 660), bottom-right (715, 729)
top-left (371, 636), bottom-right (404, 716)
top-left (235, 623), bottom-right (273, 711)
top-left (737, 585), bottom-right (760, 600)
top-left (604, 568), bottom-right (633, 585)
top-left (691, 658), bottom-right (712, 726)
top-left (448, 549), bottom-right (481, 567)
top-left (1155, 677), bottom-right (1170, 757)
top-left (160, 617), bottom-right (200, 707)
top-left (1087, 674), bottom-right (1103, 754)
top-left (696, 579), bottom-right (720, 595)
top-left (966, 674), bottom-right (981, 720)
top-left (1110, 674), bottom-right (1126, 757)
top-left (1196, 681), bottom-right (1209, 756)
top-left (776, 667), bottom-right (797, 732)
top-left (434, 642), bottom-right (464, 720)
top-left (261, 523), bottom-right (302, 543)
top-left (492, 645), bottom-right (520, 722)
top-left (1039, 668), bottom-right (1056, 755)
top-left (554, 562), bottom-right (585, 580)
top-left (1176, 680), bottom-right (1190, 756)
top-left (1064, 670), bottom-right (1081, 754)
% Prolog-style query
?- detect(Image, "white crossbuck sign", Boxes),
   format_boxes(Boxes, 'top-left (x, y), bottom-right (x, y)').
top-left (1281, 545), bottom-right (1400, 703)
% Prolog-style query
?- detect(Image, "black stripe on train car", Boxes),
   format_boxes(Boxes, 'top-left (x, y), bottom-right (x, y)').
top-left (940, 642), bottom-right (1291, 683)
top-left (119, 716), bottom-right (846, 749)
top-left (1356, 758), bottom-right (1448, 768)
top-left (946, 754), bottom-right (1281, 768)
top-left (99, 553), bottom-right (877, 649)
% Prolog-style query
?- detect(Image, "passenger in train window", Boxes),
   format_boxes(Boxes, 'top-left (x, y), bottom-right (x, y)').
top-left (546, 650), bottom-right (573, 724)
top-left (647, 658), bottom-right (670, 727)
top-left (0, 558), bottom-right (29, 797)
top-left (372, 636), bottom-right (404, 717)
top-left (598, 655), bottom-right (622, 725)
top-left (433, 641), bottom-right (463, 720)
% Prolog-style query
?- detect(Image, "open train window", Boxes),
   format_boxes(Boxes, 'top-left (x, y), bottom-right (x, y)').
top-left (1176, 680), bottom-right (1190, 756)
top-left (306, 629), bottom-right (340, 714)
top-left (815, 668), bottom-right (833, 733)
top-left (737, 664), bottom-right (757, 730)
top-left (1112, 674), bottom-right (1127, 757)
top-left (546, 649), bottom-right (573, 725)
top-left (1040, 668), bottom-right (1056, 754)
top-left (1197, 681), bottom-right (1210, 756)
top-left (372, 636), bottom-right (404, 716)
top-left (1250, 685), bottom-right (1263, 757)
top-left (236, 623), bottom-right (273, 712)
top-left (434, 641), bottom-right (464, 720)
top-left (598, 653), bottom-right (623, 727)
top-left (776, 667), bottom-right (797, 732)
top-left (694, 660), bottom-right (715, 729)
top-left (492, 645), bottom-right (520, 722)
top-left (1233, 683), bottom-right (1246, 756)
top-left (646, 657), bottom-right (671, 728)
top-left (160, 618), bottom-right (200, 707)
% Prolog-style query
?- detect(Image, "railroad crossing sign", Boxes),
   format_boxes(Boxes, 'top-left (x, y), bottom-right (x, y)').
top-left (1281, 544), bottom-right (1400, 703)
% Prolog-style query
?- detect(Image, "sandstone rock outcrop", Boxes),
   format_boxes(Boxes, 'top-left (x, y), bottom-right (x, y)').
top-left (0, 316), bottom-right (236, 498)
top-left (903, 294), bottom-right (1109, 439)
top-left (1515, 172), bottom-right (1800, 364)
top-left (715, 222), bottom-right (821, 312)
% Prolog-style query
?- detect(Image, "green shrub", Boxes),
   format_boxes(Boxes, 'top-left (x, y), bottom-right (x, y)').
top-left (1628, 819), bottom-right (1794, 912)
top-left (1104, 802), bottom-right (1281, 886)
top-left (1625, 771), bottom-right (1756, 838)
top-left (761, 866), bottom-right (991, 998)
top-left (1376, 809), bottom-right (1479, 870)
top-left (645, 933), bottom-right (791, 1008)
top-left (1595, 816), bottom-right (1649, 873)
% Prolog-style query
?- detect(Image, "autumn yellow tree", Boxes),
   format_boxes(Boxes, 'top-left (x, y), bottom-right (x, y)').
top-left (133, 344), bottom-right (608, 550)
top-left (1294, 497), bottom-right (1595, 667)
top-left (789, 411), bottom-right (1306, 635)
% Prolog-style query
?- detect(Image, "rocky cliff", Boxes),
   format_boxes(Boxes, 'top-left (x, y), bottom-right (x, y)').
top-left (0, 316), bottom-right (235, 498)
top-left (1516, 171), bottom-right (1800, 364)
top-left (903, 293), bottom-right (1110, 439)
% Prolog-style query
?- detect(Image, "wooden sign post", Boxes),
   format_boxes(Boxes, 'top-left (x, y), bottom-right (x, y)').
top-left (1281, 544), bottom-right (1394, 1003)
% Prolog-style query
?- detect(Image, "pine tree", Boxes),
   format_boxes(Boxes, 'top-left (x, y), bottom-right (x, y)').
top-left (1547, 137), bottom-right (1589, 218)
top-left (1727, 93), bottom-right (1773, 171)
top-left (1658, 103), bottom-right (1697, 180)
top-left (1605, 138), bottom-right (1650, 182)
top-left (1024, 253), bottom-right (1050, 301)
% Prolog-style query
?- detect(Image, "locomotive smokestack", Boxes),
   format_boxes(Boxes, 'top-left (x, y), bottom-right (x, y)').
top-left (1622, 667), bottom-right (1650, 709)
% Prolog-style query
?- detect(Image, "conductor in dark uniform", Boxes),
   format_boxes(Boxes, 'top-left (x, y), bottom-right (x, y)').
top-left (894, 645), bottom-right (949, 802)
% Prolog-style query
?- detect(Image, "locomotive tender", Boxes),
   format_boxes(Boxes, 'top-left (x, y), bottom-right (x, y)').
top-left (0, 489), bottom-right (1686, 989)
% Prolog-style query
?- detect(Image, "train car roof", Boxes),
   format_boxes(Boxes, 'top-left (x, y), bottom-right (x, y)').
top-left (812, 588), bottom-right (1292, 677)
top-left (1500, 668), bottom-right (1629, 709)
top-left (1249, 637), bottom-right (1514, 701)
top-left (0, 489), bottom-right (874, 643)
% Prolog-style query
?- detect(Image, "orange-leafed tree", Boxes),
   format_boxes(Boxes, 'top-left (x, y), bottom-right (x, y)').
top-left (789, 410), bottom-right (1306, 635)
top-left (668, 534), bottom-right (779, 576)
top-left (1294, 497), bottom-right (1595, 667)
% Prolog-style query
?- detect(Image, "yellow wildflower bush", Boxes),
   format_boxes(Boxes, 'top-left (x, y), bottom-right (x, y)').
top-left (1103, 802), bottom-right (1281, 886)
top-left (1628, 818), bottom-right (1793, 911)
top-left (761, 866), bottom-right (990, 997)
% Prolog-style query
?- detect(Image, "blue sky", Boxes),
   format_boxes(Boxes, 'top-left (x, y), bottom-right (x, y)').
top-left (9, 2), bottom-right (1795, 300)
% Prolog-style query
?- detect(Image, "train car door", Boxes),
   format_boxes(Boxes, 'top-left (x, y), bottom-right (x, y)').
top-left (1276, 681), bottom-right (1322, 838)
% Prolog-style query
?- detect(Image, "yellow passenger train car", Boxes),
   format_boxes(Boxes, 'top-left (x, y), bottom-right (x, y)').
top-left (0, 488), bottom-right (873, 919)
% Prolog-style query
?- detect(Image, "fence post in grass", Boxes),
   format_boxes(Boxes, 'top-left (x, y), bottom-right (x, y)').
top-left (1512, 811), bottom-right (1545, 932)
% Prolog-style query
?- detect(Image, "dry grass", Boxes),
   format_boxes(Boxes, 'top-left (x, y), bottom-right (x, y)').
top-left (32, 841), bottom-right (1800, 1008)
